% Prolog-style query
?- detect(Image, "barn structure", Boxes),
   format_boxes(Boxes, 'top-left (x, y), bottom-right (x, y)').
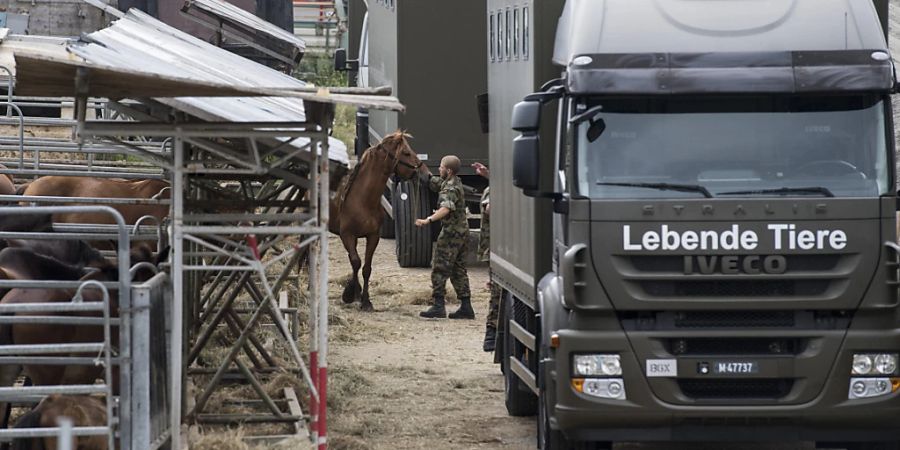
top-left (0, 4), bottom-right (400, 449)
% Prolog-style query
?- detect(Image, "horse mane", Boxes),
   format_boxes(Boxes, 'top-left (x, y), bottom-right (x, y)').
top-left (338, 131), bottom-right (412, 210)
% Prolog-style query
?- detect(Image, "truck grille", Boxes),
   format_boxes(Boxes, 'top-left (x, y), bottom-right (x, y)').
top-left (642, 280), bottom-right (828, 297)
top-left (623, 254), bottom-right (844, 299)
top-left (629, 255), bottom-right (841, 272)
top-left (673, 311), bottom-right (794, 328)
top-left (678, 379), bottom-right (793, 400)
top-left (666, 337), bottom-right (803, 355)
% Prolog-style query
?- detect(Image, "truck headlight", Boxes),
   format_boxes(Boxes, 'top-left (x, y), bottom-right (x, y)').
top-left (852, 354), bottom-right (898, 375)
top-left (848, 377), bottom-right (899, 399)
top-left (572, 378), bottom-right (627, 400)
top-left (573, 354), bottom-right (621, 377)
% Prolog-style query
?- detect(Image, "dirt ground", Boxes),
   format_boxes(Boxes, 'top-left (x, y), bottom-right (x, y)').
top-left (325, 236), bottom-right (534, 450)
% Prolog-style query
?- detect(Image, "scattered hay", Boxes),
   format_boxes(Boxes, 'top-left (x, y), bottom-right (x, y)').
top-left (254, 436), bottom-right (314, 450)
top-left (328, 365), bottom-right (372, 413)
top-left (263, 371), bottom-right (304, 398)
top-left (190, 427), bottom-right (249, 450)
top-left (396, 287), bottom-right (436, 306)
top-left (328, 435), bottom-right (372, 450)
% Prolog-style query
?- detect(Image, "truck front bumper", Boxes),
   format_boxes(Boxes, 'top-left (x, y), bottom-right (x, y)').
top-left (552, 326), bottom-right (900, 442)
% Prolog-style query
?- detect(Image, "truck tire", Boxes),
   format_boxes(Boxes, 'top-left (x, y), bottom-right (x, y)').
top-left (393, 179), bottom-right (433, 267)
top-left (503, 294), bottom-right (538, 416)
top-left (380, 186), bottom-right (395, 239)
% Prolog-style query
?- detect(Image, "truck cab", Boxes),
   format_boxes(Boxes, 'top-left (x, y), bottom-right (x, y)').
top-left (493, 1), bottom-right (900, 448)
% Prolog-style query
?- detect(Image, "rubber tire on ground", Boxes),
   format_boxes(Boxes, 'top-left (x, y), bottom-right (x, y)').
top-left (393, 179), bottom-right (433, 267)
top-left (503, 294), bottom-right (538, 416)
top-left (818, 443), bottom-right (900, 450)
top-left (380, 185), bottom-right (395, 239)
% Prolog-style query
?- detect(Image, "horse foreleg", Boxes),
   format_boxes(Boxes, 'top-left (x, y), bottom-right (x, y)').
top-left (0, 363), bottom-right (20, 430)
top-left (340, 234), bottom-right (362, 304)
top-left (360, 232), bottom-right (380, 312)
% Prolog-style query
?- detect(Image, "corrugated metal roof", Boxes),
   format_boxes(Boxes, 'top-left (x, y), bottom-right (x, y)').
top-left (184, 0), bottom-right (307, 54)
top-left (10, 9), bottom-right (404, 110)
top-left (6, 9), bottom-right (410, 165)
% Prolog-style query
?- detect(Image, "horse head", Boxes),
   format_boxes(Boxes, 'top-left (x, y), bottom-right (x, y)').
top-left (129, 242), bottom-right (169, 283)
top-left (379, 131), bottom-right (422, 180)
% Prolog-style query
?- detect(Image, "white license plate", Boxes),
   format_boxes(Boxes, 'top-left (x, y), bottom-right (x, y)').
top-left (712, 361), bottom-right (759, 374)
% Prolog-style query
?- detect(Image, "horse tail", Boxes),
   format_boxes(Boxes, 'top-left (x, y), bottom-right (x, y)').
top-left (10, 408), bottom-right (45, 450)
top-left (14, 183), bottom-right (29, 196)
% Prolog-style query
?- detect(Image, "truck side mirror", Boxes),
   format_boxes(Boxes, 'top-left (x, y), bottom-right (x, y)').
top-left (334, 48), bottom-right (359, 72)
top-left (512, 100), bottom-right (541, 132)
top-left (334, 48), bottom-right (347, 71)
top-left (513, 134), bottom-right (540, 192)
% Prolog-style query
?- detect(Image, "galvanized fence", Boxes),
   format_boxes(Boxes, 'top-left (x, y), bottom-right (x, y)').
top-left (0, 206), bottom-right (134, 450)
top-left (131, 272), bottom-right (173, 450)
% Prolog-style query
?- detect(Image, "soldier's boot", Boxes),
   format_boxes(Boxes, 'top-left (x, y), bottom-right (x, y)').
top-left (419, 295), bottom-right (447, 318)
top-left (483, 327), bottom-right (497, 352)
top-left (449, 296), bottom-right (475, 320)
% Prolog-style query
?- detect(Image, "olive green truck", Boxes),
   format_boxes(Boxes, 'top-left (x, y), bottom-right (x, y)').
top-left (488, 1), bottom-right (900, 449)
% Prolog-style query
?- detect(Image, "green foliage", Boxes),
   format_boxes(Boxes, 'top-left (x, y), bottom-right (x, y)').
top-left (293, 53), bottom-right (356, 152)
top-left (294, 53), bottom-right (348, 89)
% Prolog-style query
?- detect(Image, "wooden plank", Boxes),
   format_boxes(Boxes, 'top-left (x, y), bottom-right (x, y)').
top-left (283, 387), bottom-right (310, 440)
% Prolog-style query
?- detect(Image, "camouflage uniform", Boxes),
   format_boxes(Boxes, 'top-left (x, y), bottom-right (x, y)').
top-left (428, 174), bottom-right (471, 300)
top-left (479, 187), bottom-right (501, 330)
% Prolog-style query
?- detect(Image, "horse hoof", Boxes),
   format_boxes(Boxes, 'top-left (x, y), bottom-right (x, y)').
top-left (360, 302), bottom-right (374, 312)
top-left (341, 291), bottom-right (356, 304)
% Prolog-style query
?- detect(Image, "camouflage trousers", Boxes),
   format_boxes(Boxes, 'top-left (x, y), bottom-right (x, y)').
top-left (431, 230), bottom-right (471, 299)
top-left (486, 272), bottom-right (501, 330)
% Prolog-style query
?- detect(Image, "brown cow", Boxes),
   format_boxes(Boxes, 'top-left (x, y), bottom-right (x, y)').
top-left (329, 131), bottom-right (423, 311)
top-left (22, 177), bottom-right (169, 225)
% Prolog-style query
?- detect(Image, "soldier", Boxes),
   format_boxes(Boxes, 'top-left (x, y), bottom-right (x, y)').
top-left (416, 155), bottom-right (474, 319)
top-left (473, 162), bottom-right (502, 352)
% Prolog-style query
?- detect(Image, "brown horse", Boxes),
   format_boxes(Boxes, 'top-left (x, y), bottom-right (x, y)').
top-left (22, 177), bottom-right (169, 225)
top-left (330, 131), bottom-right (423, 311)
top-left (0, 245), bottom-right (164, 428)
top-left (0, 164), bottom-right (15, 199)
top-left (12, 395), bottom-right (108, 450)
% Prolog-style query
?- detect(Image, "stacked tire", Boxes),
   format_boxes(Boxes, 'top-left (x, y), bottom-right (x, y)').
top-left (380, 186), bottom-right (395, 239)
top-left (392, 178), bottom-right (435, 267)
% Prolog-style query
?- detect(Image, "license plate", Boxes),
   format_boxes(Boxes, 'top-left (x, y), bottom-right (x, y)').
top-left (712, 361), bottom-right (759, 375)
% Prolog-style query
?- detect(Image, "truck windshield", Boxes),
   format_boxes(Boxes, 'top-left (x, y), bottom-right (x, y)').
top-left (576, 96), bottom-right (889, 199)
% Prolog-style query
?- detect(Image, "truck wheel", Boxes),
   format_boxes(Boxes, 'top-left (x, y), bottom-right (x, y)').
top-left (503, 294), bottom-right (538, 416)
top-left (818, 443), bottom-right (900, 450)
top-left (380, 186), bottom-right (395, 239)
top-left (392, 179), bottom-right (433, 267)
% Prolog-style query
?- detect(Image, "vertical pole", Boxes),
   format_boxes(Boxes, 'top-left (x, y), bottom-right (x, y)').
top-left (317, 131), bottom-right (329, 450)
top-left (131, 285), bottom-right (151, 450)
top-left (115, 210), bottom-right (133, 450)
top-left (57, 417), bottom-right (74, 450)
top-left (308, 126), bottom-right (320, 442)
top-left (170, 133), bottom-right (185, 450)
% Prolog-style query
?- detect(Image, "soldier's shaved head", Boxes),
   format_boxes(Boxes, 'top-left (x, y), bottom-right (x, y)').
top-left (441, 155), bottom-right (461, 175)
